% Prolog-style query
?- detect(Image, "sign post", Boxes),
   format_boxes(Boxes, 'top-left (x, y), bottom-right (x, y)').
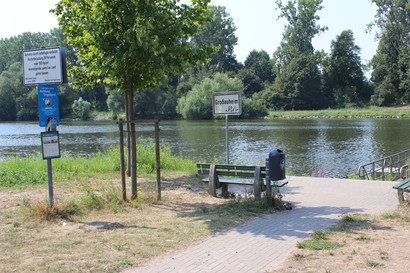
top-left (212, 91), bottom-right (242, 164)
top-left (23, 47), bottom-right (66, 208)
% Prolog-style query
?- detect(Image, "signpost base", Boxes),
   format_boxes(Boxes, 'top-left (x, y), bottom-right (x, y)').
top-left (47, 159), bottom-right (54, 207)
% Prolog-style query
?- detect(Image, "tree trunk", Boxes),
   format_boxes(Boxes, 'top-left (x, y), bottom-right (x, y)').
top-left (126, 87), bottom-right (137, 200)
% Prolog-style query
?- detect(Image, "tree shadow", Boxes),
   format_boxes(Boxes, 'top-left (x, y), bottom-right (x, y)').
top-left (79, 221), bottom-right (156, 230)
top-left (143, 173), bottom-right (392, 241)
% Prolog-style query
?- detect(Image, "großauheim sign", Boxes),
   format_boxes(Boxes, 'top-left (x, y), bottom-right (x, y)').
top-left (23, 47), bottom-right (65, 86)
top-left (212, 91), bottom-right (242, 116)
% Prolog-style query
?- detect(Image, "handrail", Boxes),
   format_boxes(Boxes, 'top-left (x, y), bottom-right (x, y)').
top-left (358, 148), bottom-right (410, 181)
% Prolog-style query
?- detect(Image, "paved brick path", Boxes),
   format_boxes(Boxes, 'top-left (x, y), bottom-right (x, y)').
top-left (124, 176), bottom-right (398, 273)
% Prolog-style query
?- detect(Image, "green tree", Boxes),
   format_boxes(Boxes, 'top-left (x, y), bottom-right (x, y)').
top-left (323, 30), bottom-right (371, 107)
top-left (72, 97), bottom-right (91, 120)
top-left (0, 29), bottom-right (84, 120)
top-left (244, 50), bottom-right (276, 83)
top-left (239, 50), bottom-right (276, 97)
top-left (0, 62), bottom-right (36, 121)
top-left (192, 5), bottom-right (240, 73)
top-left (369, 0), bottom-right (410, 105)
top-left (134, 87), bottom-right (178, 119)
top-left (253, 84), bottom-right (286, 110)
top-left (177, 73), bottom-right (243, 119)
top-left (273, 0), bottom-right (326, 110)
top-left (0, 32), bottom-right (51, 74)
top-left (273, 0), bottom-right (327, 69)
top-left (177, 73), bottom-right (266, 119)
top-left (238, 69), bottom-right (264, 97)
top-left (106, 87), bottom-right (124, 119)
top-left (53, 0), bottom-right (212, 199)
top-left (276, 54), bottom-right (323, 109)
top-left (177, 5), bottom-right (241, 97)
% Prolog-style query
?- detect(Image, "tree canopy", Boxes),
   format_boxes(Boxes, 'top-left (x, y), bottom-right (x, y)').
top-left (192, 5), bottom-right (240, 73)
top-left (370, 0), bottom-right (410, 105)
top-left (53, 0), bottom-right (213, 92)
top-left (272, 0), bottom-right (326, 110)
top-left (323, 30), bottom-right (370, 107)
top-left (273, 0), bottom-right (327, 70)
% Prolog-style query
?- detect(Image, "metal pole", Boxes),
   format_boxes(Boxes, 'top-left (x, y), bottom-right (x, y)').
top-left (155, 119), bottom-right (161, 201)
top-left (226, 115), bottom-right (229, 164)
top-left (47, 158), bottom-right (54, 207)
top-left (265, 159), bottom-right (271, 197)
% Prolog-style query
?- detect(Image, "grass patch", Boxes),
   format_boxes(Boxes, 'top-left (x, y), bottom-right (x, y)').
top-left (297, 231), bottom-right (341, 250)
top-left (26, 201), bottom-right (80, 221)
top-left (0, 140), bottom-right (195, 189)
top-left (356, 235), bottom-right (371, 241)
top-left (382, 206), bottom-right (410, 221)
top-left (332, 214), bottom-right (372, 231)
top-left (268, 106), bottom-right (410, 119)
top-left (366, 259), bottom-right (384, 268)
top-left (293, 253), bottom-right (305, 260)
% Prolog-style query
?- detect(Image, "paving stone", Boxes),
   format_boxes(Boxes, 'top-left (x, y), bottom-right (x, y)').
top-left (123, 176), bottom-right (398, 273)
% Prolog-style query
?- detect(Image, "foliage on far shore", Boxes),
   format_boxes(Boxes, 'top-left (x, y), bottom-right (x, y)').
top-left (268, 106), bottom-right (410, 119)
top-left (1, 1), bottom-right (408, 122)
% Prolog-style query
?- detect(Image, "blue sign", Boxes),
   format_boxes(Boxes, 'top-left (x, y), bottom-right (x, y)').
top-left (38, 84), bottom-right (60, 127)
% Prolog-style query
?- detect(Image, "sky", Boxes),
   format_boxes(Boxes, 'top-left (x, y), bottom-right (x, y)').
top-left (0, 0), bottom-right (379, 66)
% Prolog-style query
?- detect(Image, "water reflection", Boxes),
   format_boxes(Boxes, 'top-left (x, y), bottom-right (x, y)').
top-left (1, 119), bottom-right (409, 178)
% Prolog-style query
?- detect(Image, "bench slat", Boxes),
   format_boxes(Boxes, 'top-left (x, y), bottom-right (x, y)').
top-left (197, 163), bottom-right (266, 172)
top-left (201, 177), bottom-right (287, 187)
top-left (393, 178), bottom-right (410, 190)
top-left (198, 170), bottom-right (267, 178)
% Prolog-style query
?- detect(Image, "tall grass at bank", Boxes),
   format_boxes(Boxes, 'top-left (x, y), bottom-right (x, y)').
top-left (0, 140), bottom-right (195, 188)
top-left (268, 107), bottom-right (410, 118)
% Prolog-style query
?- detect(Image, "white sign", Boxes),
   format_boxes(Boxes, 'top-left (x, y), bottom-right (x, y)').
top-left (23, 47), bottom-right (63, 85)
top-left (212, 91), bottom-right (242, 116)
top-left (41, 132), bottom-right (61, 159)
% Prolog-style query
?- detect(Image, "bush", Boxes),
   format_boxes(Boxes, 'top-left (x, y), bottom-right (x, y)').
top-left (241, 97), bottom-right (268, 118)
top-left (177, 73), bottom-right (267, 119)
top-left (253, 85), bottom-right (286, 111)
top-left (72, 97), bottom-right (91, 120)
top-left (106, 89), bottom-right (124, 119)
top-left (177, 73), bottom-right (243, 120)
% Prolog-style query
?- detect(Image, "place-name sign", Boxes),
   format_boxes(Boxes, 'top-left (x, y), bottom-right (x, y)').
top-left (212, 91), bottom-right (242, 116)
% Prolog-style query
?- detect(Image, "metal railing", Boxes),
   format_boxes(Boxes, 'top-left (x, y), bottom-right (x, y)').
top-left (358, 148), bottom-right (410, 180)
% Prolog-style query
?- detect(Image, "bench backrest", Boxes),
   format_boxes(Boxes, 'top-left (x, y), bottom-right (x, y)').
top-left (197, 163), bottom-right (266, 179)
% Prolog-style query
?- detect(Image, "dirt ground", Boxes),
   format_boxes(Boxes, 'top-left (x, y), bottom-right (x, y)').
top-left (270, 208), bottom-right (410, 273)
top-left (1, 176), bottom-right (409, 273)
top-left (0, 175), bottom-right (231, 272)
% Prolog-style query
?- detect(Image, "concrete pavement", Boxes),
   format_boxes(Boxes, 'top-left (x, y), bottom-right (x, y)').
top-left (123, 176), bottom-right (398, 273)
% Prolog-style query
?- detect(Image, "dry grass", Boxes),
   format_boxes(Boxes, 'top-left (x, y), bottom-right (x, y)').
top-left (0, 172), bottom-right (280, 273)
top-left (270, 206), bottom-right (410, 273)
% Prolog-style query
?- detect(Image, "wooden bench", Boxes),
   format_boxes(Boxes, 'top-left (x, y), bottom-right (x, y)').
top-left (196, 163), bottom-right (288, 199)
top-left (393, 178), bottom-right (410, 204)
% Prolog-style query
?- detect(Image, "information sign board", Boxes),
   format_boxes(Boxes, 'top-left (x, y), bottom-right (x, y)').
top-left (23, 47), bottom-right (64, 85)
top-left (212, 91), bottom-right (242, 116)
top-left (41, 131), bottom-right (61, 159)
top-left (38, 84), bottom-right (60, 127)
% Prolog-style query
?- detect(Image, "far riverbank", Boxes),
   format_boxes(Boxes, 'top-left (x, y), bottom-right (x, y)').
top-left (267, 106), bottom-right (410, 119)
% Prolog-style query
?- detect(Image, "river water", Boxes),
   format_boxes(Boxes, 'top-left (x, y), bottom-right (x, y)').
top-left (1, 119), bottom-right (409, 178)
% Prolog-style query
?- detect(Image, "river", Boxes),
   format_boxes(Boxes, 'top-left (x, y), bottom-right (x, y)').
top-left (1, 119), bottom-right (409, 178)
